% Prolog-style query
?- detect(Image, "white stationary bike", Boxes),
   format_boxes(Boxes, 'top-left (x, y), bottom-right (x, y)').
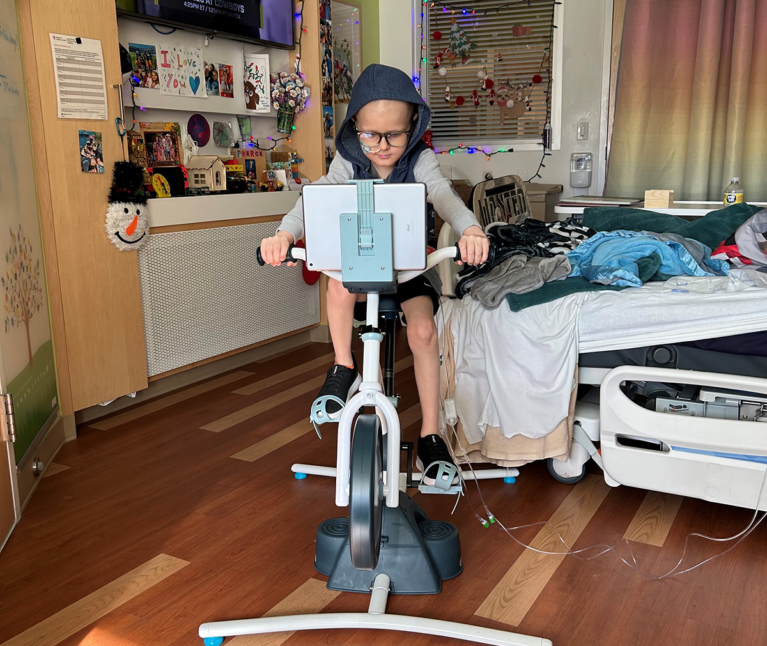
top-left (198, 180), bottom-right (551, 646)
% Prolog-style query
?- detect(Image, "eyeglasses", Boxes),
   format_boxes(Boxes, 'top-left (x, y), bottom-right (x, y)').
top-left (355, 129), bottom-right (411, 150)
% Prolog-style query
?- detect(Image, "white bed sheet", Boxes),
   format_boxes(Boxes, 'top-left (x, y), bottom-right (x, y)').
top-left (579, 280), bottom-right (767, 354)
top-left (440, 270), bottom-right (767, 443)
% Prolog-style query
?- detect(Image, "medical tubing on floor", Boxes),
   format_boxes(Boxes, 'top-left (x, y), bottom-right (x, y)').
top-left (436, 301), bottom-right (767, 579)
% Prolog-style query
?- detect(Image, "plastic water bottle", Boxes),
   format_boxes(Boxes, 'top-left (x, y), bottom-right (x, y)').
top-left (724, 177), bottom-right (744, 206)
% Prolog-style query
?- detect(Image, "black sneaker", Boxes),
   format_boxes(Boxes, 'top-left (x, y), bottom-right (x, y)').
top-left (416, 434), bottom-right (457, 486)
top-left (317, 356), bottom-right (362, 420)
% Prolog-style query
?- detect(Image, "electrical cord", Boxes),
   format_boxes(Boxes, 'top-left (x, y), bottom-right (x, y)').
top-left (436, 296), bottom-right (767, 580)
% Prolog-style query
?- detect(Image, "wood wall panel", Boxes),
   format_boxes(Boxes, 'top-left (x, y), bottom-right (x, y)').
top-left (289, 0), bottom-right (325, 182)
top-left (18, 0), bottom-right (148, 412)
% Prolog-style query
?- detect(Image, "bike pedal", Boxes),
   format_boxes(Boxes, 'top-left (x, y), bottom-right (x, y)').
top-left (417, 460), bottom-right (461, 495)
top-left (310, 395), bottom-right (347, 439)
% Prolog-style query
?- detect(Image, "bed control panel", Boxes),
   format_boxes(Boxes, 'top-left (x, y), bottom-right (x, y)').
top-left (655, 387), bottom-right (767, 422)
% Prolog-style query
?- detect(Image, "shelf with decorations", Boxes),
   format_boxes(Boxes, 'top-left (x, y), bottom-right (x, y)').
top-left (115, 0), bottom-right (325, 198)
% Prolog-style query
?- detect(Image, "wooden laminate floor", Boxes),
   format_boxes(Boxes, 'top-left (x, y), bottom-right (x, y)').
top-left (2, 334), bottom-right (766, 646)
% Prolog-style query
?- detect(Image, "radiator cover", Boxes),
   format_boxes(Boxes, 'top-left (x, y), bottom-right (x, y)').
top-left (138, 223), bottom-right (320, 377)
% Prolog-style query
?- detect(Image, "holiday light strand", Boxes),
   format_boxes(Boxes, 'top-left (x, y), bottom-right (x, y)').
top-left (419, 0), bottom-right (558, 179)
top-left (427, 0), bottom-right (561, 16)
top-left (433, 143), bottom-right (515, 160)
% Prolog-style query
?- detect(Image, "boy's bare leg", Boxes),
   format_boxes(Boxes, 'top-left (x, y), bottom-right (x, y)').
top-left (327, 277), bottom-right (361, 367)
top-left (400, 296), bottom-right (439, 439)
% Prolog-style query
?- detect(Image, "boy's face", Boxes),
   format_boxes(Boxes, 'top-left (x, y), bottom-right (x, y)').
top-left (353, 100), bottom-right (415, 171)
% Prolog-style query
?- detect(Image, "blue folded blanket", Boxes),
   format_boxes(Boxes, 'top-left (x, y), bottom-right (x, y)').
top-left (566, 230), bottom-right (730, 288)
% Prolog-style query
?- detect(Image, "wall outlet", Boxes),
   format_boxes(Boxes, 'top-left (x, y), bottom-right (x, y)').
top-left (577, 122), bottom-right (589, 141)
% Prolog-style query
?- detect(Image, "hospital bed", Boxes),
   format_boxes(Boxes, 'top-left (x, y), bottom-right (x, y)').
top-left (437, 223), bottom-right (767, 512)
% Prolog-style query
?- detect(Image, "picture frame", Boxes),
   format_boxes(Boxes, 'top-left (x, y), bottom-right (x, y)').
top-left (139, 122), bottom-right (182, 167)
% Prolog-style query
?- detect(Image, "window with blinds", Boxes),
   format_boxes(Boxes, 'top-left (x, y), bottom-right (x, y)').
top-left (424, 0), bottom-right (557, 146)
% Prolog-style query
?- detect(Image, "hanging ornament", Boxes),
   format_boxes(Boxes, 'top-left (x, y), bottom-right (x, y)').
top-left (434, 50), bottom-right (444, 69)
top-left (489, 88), bottom-right (496, 106)
top-left (438, 66), bottom-right (448, 77)
top-left (497, 52), bottom-right (503, 62)
top-left (472, 89), bottom-right (480, 107)
top-left (433, 30), bottom-right (443, 41)
top-left (482, 77), bottom-right (494, 91)
top-left (444, 86), bottom-right (451, 102)
top-left (448, 17), bottom-right (476, 66)
top-left (477, 69), bottom-right (487, 81)
top-left (532, 74), bottom-right (543, 84)
top-left (105, 162), bottom-right (149, 252)
top-left (421, 129), bottom-right (434, 150)
top-left (456, 95), bottom-right (465, 106)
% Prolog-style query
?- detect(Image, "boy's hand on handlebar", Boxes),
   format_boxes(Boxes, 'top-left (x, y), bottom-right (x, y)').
top-left (458, 226), bottom-right (489, 266)
top-left (262, 231), bottom-right (296, 266)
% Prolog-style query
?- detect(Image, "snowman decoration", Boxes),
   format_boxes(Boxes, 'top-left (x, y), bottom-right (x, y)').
top-left (105, 161), bottom-right (150, 251)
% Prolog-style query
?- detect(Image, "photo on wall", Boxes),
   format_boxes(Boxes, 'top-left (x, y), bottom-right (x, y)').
top-left (204, 61), bottom-right (220, 96)
top-left (323, 106), bottom-right (334, 138)
top-left (218, 63), bottom-right (234, 98)
top-left (129, 42), bottom-right (158, 89)
top-left (333, 43), bottom-right (353, 104)
top-left (320, 19), bottom-right (333, 107)
top-left (244, 53), bottom-right (270, 113)
top-left (78, 130), bottom-right (104, 173)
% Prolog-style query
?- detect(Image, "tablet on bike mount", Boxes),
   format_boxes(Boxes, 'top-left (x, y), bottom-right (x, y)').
top-left (301, 181), bottom-right (427, 274)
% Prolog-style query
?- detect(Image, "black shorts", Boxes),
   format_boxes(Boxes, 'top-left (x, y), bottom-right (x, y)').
top-left (353, 275), bottom-right (440, 320)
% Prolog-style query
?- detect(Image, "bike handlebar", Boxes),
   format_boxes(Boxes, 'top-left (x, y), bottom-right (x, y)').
top-left (256, 243), bottom-right (303, 266)
top-left (255, 242), bottom-right (489, 285)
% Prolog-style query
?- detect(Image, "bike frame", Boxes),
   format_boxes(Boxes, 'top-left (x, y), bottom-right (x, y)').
top-left (293, 245), bottom-right (462, 509)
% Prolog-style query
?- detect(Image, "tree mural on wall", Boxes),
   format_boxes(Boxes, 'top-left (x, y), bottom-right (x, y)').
top-left (2, 225), bottom-right (43, 367)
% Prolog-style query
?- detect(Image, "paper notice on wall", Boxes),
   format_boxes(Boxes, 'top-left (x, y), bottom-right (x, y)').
top-left (49, 33), bottom-right (107, 120)
top-left (158, 44), bottom-right (206, 98)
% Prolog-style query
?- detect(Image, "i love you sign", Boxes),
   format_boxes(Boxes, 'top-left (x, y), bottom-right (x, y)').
top-left (159, 44), bottom-right (206, 98)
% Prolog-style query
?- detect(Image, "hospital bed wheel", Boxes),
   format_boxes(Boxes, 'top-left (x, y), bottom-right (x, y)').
top-left (203, 637), bottom-right (224, 646)
top-left (546, 457), bottom-right (586, 484)
top-left (294, 472), bottom-right (307, 480)
top-left (349, 414), bottom-right (384, 570)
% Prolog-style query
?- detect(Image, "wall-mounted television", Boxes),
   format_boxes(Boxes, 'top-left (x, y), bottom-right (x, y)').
top-left (116, 0), bottom-right (295, 49)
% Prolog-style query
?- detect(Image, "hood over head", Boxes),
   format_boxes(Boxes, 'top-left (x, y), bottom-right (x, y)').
top-left (335, 64), bottom-right (431, 183)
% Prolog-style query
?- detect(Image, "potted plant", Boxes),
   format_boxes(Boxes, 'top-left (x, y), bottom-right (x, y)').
top-left (270, 72), bottom-right (311, 133)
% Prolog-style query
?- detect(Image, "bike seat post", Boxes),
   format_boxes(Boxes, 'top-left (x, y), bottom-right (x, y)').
top-left (383, 316), bottom-right (396, 398)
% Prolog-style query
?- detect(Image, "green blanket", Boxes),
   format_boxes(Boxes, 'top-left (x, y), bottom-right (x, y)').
top-left (505, 202), bottom-right (761, 312)
top-left (506, 253), bottom-right (662, 312)
top-left (582, 202), bottom-right (760, 249)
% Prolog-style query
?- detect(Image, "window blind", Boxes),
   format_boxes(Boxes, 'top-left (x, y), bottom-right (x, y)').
top-left (425, 0), bottom-right (556, 145)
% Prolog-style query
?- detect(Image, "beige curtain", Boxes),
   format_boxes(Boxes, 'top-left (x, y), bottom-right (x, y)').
top-left (606, 0), bottom-right (767, 201)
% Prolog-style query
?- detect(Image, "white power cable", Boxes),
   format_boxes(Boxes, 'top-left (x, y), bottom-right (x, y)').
top-left (436, 298), bottom-right (767, 580)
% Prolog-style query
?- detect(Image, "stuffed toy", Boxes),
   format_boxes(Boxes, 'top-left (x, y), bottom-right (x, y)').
top-left (105, 161), bottom-right (149, 251)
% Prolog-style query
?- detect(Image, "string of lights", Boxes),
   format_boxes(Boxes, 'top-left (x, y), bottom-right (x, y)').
top-left (417, 0), bottom-right (558, 176)
top-left (429, 0), bottom-right (555, 16)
